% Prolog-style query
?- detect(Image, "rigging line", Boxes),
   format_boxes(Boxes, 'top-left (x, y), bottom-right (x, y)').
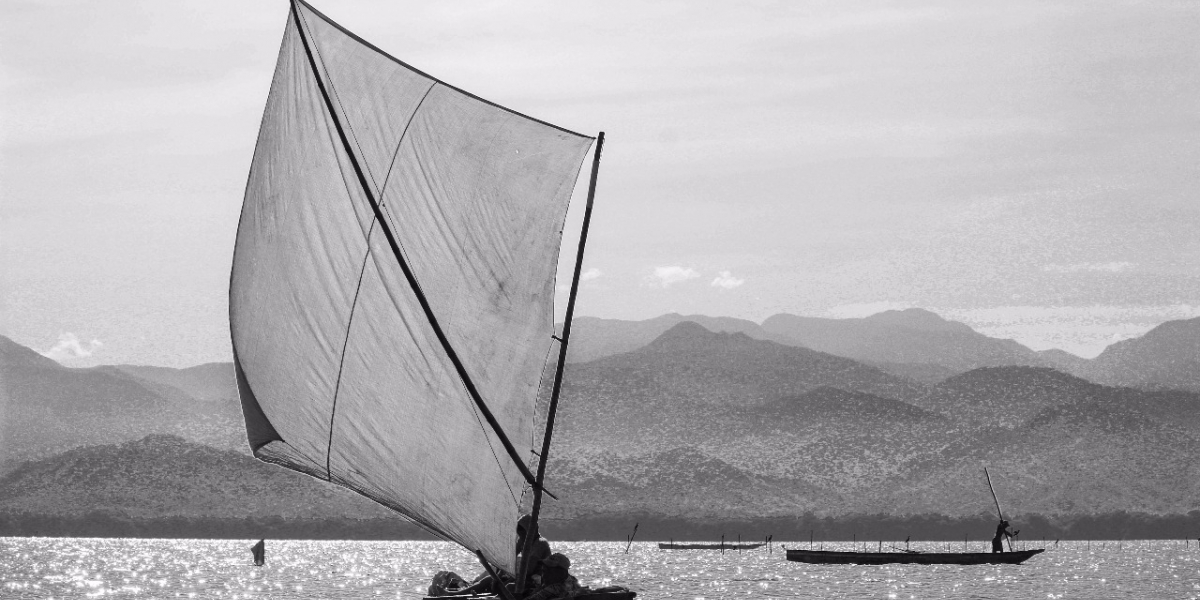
top-left (520, 340), bottom-right (560, 504)
top-left (462, 383), bottom-right (522, 509)
top-left (290, 0), bottom-right (539, 489)
top-left (324, 219), bottom-right (378, 480)
top-left (298, 6), bottom-right (381, 193)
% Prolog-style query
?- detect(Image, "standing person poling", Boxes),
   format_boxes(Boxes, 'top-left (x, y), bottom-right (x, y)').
top-left (991, 520), bottom-right (1018, 553)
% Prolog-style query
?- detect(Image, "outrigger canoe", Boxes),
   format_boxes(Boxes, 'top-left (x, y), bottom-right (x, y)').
top-left (785, 547), bottom-right (1044, 565)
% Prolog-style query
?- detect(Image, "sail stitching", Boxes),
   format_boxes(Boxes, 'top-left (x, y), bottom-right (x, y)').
top-left (323, 83), bottom-right (436, 479)
top-left (324, 219), bottom-right (376, 480)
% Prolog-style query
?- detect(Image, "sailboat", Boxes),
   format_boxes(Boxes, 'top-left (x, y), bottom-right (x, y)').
top-left (230, 1), bottom-right (632, 598)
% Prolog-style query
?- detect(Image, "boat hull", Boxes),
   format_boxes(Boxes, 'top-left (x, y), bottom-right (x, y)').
top-left (658, 542), bottom-right (765, 550)
top-left (785, 548), bottom-right (1044, 565)
top-left (425, 591), bottom-right (635, 600)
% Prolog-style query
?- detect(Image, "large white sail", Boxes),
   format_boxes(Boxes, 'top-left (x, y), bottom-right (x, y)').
top-left (230, 0), bottom-right (594, 572)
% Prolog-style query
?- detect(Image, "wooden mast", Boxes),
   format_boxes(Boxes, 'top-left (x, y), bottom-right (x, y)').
top-left (516, 132), bottom-right (605, 592)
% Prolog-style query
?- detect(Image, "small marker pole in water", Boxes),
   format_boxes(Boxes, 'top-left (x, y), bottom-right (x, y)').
top-left (721, 534), bottom-right (725, 554)
top-left (625, 523), bottom-right (638, 554)
top-left (810, 530), bottom-right (813, 550)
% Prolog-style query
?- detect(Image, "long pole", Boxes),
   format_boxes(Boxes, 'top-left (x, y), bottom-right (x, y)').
top-left (475, 550), bottom-right (516, 600)
top-left (516, 132), bottom-right (605, 593)
top-left (288, 0), bottom-right (538, 488)
top-left (984, 467), bottom-right (1012, 552)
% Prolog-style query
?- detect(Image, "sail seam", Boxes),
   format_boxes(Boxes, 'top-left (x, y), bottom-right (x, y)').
top-left (324, 83), bottom-right (435, 479)
top-left (324, 219), bottom-right (377, 480)
top-left (375, 82), bottom-right (437, 246)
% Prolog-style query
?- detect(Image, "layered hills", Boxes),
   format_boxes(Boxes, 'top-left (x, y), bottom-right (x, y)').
top-left (0, 336), bottom-right (244, 467)
top-left (542, 325), bottom-right (1200, 521)
top-left (1, 310), bottom-right (1197, 537)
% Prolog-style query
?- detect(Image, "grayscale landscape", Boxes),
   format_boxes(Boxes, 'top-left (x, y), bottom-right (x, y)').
top-left (3, 310), bottom-right (1197, 540)
top-left (3, 1), bottom-right (1200, 598)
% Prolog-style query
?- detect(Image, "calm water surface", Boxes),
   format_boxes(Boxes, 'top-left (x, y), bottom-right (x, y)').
top-left (2, 538), bottom-right (1198, 599)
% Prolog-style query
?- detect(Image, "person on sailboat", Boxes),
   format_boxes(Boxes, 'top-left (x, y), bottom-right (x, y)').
top-left (992, 520), bottom-right (1018, 552)
top-left (523, 553), bottom-right (581, 600)
top-left (455, 514), bottom-right (552, 595)
top-left (515, 514), bottom-right (553, 576)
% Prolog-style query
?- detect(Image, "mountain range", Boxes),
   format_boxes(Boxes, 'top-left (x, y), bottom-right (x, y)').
top-left (1, 310), bottom-right (1198, 535)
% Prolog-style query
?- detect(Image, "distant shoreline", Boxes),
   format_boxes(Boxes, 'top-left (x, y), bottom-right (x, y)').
top-left (2, 511), bottom-right (1197, 542)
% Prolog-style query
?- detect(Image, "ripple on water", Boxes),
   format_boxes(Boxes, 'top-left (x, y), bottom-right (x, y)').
top-left (0, 539), bottom-right (1198, 599)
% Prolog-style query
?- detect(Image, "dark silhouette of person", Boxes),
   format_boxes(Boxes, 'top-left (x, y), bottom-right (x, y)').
top-left (524, 553), bottom-right (581, 600)
top-left (455, 514), bottom-right (552, 595)
top-left (992, 520), bottom-right (1018, 553)
top-left (251, 539), bottom-right (265, 566)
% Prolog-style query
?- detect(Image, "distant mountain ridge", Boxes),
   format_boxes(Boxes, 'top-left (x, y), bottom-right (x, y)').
top-left (564, 310), bottom-right (1200, 393)
top-left (2, 312), bottom-right (1199, 530)
top-left (0, 335), bottom-right (244, 466)
top-left (1079, 317), bottom-right (1200, 392)
top-left (760, 309), bottom-right (1044, 372)
top-left (0, 434), bottom-right (393, 520)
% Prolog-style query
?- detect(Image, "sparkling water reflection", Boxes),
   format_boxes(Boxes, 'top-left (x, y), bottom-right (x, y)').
top-left (1, 538), bottom-right (1198, 599)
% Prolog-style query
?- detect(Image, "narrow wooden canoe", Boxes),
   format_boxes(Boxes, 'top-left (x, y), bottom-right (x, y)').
top-left (658, 542), bottom-right (766, 550)
top-left (785, 548), bottom-right (1044, 565)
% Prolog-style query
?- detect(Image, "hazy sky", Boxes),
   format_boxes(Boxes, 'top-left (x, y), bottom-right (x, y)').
top-left (2, 0), bottom-right (1198, 366)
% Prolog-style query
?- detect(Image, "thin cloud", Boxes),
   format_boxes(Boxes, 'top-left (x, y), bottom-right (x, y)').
top-left (1041, 262), bottom-right (1135, 273)
top-left (711, 270), bottom-right (744, 290)
top-left (42, 333), bottom-right (103, 361)
top-left (941, 303), bottom-right (1200, 358)
top-left (647, 266), bottom-right (700, 288)
top-left (581, 268), bottom-right (602, 282)
top-left (826, 302), bottom-right (914, 319)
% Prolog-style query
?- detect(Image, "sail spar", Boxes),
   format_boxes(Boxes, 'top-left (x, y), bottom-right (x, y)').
top-left (230, 0), bottom-right (595, 572)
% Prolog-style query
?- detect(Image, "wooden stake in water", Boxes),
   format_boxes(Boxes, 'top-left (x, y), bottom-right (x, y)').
top-left (625, 522), bottom-right (638, 554)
